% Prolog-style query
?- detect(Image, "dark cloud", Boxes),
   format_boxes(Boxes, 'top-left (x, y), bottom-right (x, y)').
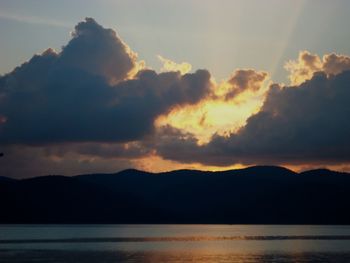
top-left (0, 18), bottom-right (212, 145)
top-left (59, 17), bottom-right (137, 84)
top-left (156, 70), bottom-right (350, 166)
top-left (44, 142), bottom-right (152, 160)
top-left (225, 69), bottom-right (268, 100)
top-left (0, 145), bottom-right (134, 178)
top-left (154, 125), bottom-right (228, 166)
top-left (75, 142), bottom-right (151, 159)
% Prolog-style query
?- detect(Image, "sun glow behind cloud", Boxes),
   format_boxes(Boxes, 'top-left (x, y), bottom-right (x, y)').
top-left (133, 154), bottom-right (245, 173)
top-left (156, 72), bottom-right (270, 144)
top-left (155, 95), bottom-right (264, 145)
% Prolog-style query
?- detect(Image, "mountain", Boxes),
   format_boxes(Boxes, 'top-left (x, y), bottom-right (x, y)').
top-left (0, 166), bottom-right (350, 224)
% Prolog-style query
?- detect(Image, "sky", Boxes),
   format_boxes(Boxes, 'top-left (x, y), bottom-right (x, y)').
top-left (1, 0), bottom-right (350, 177)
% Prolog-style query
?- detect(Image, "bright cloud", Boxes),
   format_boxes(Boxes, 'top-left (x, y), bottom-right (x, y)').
top-left (158, 55), bottom-right (192, 75)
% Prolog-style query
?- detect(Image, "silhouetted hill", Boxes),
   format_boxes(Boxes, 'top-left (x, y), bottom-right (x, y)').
top-left (0, 176), bottom-right (16, 182)
top-left (300, 168), bottom-right (347, 177)
top-left (1, 166), bottom-right (350, 224)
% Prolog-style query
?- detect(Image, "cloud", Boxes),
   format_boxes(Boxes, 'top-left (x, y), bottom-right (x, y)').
top-left (1, 18), bottom-right (350, 177)
top-left (154, 125), bottom-right (226, 166)
top-left (323, 53), bottom-right (350, 76)
top-left (154, 68), bottom-right (269, 147)
top-left (156, 68), bottom-right (350, 166)
top-left (0, 145), bottom-right (134, 178)
top-left (285, 51), bottom-right (350, 85)
top-left (0, 18), bottom-right (212, 145)
top-left (41, 142), bottom-right (152, 160)
top-left (158, 55), bottom-right (192, 75)
top-left (224, 69), bottom-right (268, 100)
top-left (59, 17), bottom-right (137, 85)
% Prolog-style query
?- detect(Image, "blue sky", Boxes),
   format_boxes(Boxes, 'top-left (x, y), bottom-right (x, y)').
top-left (1, 0), bottom-right (350, 83)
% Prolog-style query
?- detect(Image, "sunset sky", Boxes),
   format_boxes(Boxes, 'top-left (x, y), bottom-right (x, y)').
top-left (1, 0), bottom-right (350, 177)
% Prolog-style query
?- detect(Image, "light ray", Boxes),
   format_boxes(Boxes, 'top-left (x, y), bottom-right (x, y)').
top-left (269, 0), bottom-right (306, 82)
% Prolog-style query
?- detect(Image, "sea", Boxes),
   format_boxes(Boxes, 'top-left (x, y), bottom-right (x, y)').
top-left (1, 224), bottom-right (350, 262)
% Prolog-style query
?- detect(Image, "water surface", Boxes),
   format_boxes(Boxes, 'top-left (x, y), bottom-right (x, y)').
top-left (1, 225), bottom-right (350, 262)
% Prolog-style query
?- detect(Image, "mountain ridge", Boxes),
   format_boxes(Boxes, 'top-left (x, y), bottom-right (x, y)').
top-left (2, 165), bottom-right (347, 181)
top-left (1, 165), bottom-right (349, 224)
